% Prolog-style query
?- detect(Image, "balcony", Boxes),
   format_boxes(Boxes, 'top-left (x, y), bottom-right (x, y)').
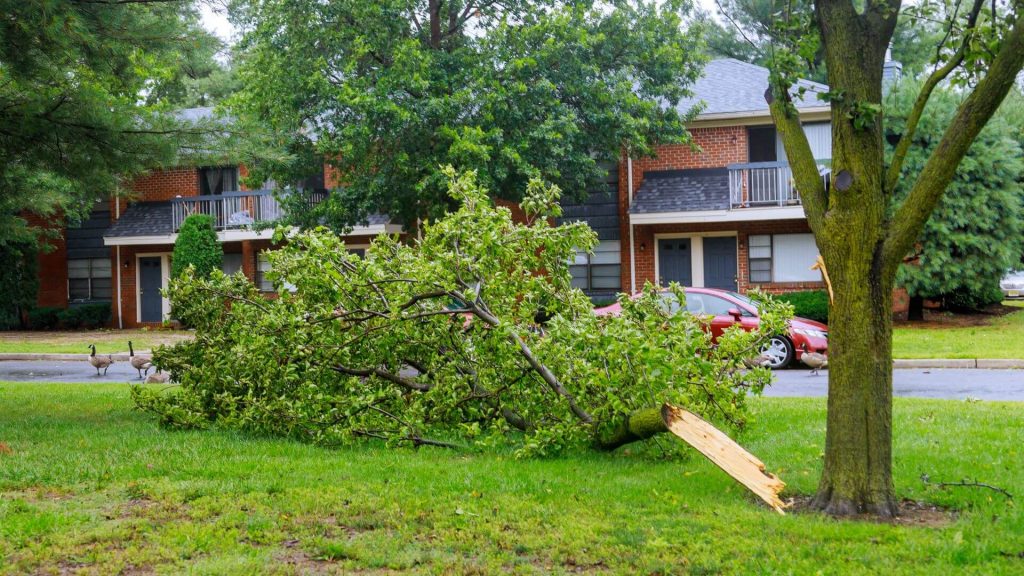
top-left (727, 161), bottom-right (830, 209)
top-left (170, 190), bottom-right (327, 232)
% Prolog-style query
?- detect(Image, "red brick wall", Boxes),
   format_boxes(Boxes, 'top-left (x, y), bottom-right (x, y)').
top-left (619, 126), bottom-right (750, 292)
top-left (628, 219), bottom-right (825, 294)
top-left (26, 214), bottom-right (71, 309)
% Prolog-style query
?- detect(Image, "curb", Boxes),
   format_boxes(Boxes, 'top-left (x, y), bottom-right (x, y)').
top-left (892, 358), bottom-right (1024, 369)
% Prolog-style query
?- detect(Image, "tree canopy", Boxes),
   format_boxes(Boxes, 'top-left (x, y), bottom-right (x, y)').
top-left (889, 82), bottom-right (1024, 310)
top-left (0, 0), bottom-right (225, 248)
top-left (227, 0), bottom-right (706, 231)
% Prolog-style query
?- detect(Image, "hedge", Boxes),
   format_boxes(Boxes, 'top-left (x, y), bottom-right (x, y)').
top-left (775, 290), bottom-right (829, 324)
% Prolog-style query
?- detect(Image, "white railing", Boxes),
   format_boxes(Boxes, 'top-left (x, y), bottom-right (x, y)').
top-left (727, 161), bottom-right (830, 208)
top-left (170, 190), bottom-right (327, 231)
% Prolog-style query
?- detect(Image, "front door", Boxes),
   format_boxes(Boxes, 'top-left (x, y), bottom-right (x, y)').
top-left (658, 238), bottom-right (692, 287)
top-left (703, 237), bottom-right (738, 291)
top-left (139, 257), bottom-right (163, 322)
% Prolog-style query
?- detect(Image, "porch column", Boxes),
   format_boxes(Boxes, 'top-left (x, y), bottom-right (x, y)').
top-left (241, 240), bottom-right (256, 282)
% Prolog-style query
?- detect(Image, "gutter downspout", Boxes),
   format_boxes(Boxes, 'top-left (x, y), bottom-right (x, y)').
top-left (115, 194), bottom-right (123, 329)
top-left (627, 156), bottom-right (636, 294)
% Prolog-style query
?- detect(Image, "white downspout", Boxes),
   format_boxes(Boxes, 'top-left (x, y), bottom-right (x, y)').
top-left (114, 194), bottom-right (123, 329)
top-left (627, 157), bottom-right (636, 294)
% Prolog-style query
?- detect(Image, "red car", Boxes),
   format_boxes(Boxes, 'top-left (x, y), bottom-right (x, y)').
top-left (593, 287), bottom-right (828, 369)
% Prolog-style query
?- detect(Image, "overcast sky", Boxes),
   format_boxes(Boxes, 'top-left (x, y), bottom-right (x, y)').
top-left (198, 1), bottom-right (726, 46)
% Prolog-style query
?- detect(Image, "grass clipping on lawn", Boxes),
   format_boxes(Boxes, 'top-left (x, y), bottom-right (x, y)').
top-left (663, 404), bottom-right (787, 514)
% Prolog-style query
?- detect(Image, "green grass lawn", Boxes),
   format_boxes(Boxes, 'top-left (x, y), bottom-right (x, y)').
top-left (0, 329), bottom-right (191, 355)
top-left (1, 384), bottom-right (1022, 574)
top-left (893, 302), bottom-right (1024, 359)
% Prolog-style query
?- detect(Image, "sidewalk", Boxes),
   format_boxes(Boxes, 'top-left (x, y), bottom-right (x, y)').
top-left (2, 353), bottom-right (1022, 369)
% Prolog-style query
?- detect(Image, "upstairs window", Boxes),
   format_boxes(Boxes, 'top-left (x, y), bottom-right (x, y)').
top-left (68, 258), bottom-right (112, 301)
top-left (199, 166), bottom-right (239, 196)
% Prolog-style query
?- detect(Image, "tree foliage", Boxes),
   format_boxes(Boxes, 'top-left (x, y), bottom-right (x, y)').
top-left (0, 241), bottom-right (39, 330)
top-left (171, 214), bottom-right (223, 280)
top-left (0, 0), bottom-right (224, 247)
top-left (228, 0), bottom-right (706, 231)
top-left (135, 171), bottom-right (790, 455)
top-left (889, 82), bottom-right (1024, 308)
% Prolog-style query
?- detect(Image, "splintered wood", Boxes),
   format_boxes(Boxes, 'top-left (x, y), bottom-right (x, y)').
top-left (661, 404), bottom-right (788, 514)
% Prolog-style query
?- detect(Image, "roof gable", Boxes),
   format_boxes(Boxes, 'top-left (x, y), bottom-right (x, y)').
top-left (678, 59), bottom-right (829, 117)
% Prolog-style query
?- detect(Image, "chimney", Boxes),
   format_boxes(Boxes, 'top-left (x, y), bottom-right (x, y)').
top-left (883, 46), bottom-right (903, 93)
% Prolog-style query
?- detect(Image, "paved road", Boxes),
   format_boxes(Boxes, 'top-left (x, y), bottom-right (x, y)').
top-left (766, 368), bottom-right (1024, 401)
top-left (0, 361), bottom-right (1022, 400)
top-left (0, 360), bottom-right (151, 383)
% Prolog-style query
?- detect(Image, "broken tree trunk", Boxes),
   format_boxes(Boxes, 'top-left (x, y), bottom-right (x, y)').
top-left (661, 404), bottom-right (787, 514)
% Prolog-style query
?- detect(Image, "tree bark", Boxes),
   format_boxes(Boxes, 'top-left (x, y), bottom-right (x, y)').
top-left (593, 407), bottom-right (668, 450)
top-left (811, 252), bottom-right (898, 516)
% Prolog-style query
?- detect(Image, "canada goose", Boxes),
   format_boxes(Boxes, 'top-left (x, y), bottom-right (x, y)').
top-left (742, 354), bottom-right (773, 369)
top-left (144, 370), bottom-right (169, 384)
top-left (800, 344), bottom-right (828, 375)
top-left (128, 340), bottom-right (152, 379)
top-left (88, 344), bottom-right (114, 376)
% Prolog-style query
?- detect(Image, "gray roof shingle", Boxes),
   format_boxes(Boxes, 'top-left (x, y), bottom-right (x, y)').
top-left (629, 169), bottom-right (730, 214)
top-left (679, 59), bottom-right (829, 116)
top-left (104, 202), bottom-right (174, 238)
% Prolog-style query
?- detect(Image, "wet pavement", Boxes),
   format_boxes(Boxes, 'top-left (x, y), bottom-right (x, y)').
top-left (767, 368), bottom-right (1024, 401)
top-left (0, 361), bottom-right (1022, 400)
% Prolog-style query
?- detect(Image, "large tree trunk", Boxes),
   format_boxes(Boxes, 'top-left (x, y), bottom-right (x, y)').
top-left (813, 246), bottom-right (898, 517)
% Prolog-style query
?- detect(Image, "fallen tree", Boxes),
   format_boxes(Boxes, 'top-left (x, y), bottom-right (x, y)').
top-left (134, 169), bottom-right (791, 459)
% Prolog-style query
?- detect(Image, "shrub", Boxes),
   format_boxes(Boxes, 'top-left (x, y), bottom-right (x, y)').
top-left (28, 307), bottom-right (61, 330)
top-left (57, 303), bottom-right (111, 329)
top-left (171, 214), bottom-right (222, 279)
top-left (775, 290), bottom-right (829, 324)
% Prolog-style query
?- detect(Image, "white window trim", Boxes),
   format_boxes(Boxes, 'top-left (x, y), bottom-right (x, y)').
top-left (135, 252), bottom-right (172, 324)
top-left (652, 231), bottom-right (737, 289)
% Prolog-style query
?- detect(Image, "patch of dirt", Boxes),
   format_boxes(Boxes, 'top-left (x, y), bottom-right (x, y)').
top-left (0, 441), bottom-right (13, 455)
top-left (895, 303), bottom-right (1022, 329)
top-left (787, 496), bottom-right (956, 527)
top-left (274, 546), bottom-right (338, 575)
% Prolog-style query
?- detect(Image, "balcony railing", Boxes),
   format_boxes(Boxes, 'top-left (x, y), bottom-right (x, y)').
top-left (170, 190), bottom-right (328, 232)
top-left (727, 161), bottom-right (830, 209)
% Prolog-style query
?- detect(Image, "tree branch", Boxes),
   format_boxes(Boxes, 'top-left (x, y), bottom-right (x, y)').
top-left (884, 0), bottom-right (985, 193)
top-left (767, 93), bottom-right (829, 235)
top-left (883, 13), bottom-right (1024, 268)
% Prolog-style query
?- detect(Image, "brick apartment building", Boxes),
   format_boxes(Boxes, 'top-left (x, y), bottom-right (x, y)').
top-left (37, 59), bottom-right (875, 327)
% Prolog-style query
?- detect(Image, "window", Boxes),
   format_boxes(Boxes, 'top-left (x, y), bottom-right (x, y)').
top-left (199, 166), bottom-right (239, 196)
top-left (257, 253), bottom-right (298, 293)
top-left (68, 258), bottom-right (112, 301)
top-left (748, 235), bottom-right (773, 283)
top-left (747, 233), bottom-right (821, 284)
top-left (569, 241), bottom-right (621, 292)
top-left (222, 254), bottom-right (243, 276)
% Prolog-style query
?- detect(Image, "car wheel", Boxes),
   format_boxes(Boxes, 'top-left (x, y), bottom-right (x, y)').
top-left (761, 336), bottom-right (794, 369)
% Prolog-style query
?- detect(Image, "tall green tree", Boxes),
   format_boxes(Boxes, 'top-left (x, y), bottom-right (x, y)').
top-left (888, 83), bottom-right (1024, 313)
top-left (228, 0), bottom-right (705, 230)
top-left (145, 21), bottom-right (238, 108)
top-left (761, 0), bottom-right (1024, 516)
top-left (0, 0), bottom-right (213, 247)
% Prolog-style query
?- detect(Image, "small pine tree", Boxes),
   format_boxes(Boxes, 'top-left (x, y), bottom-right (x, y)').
top-left (171, 214), bottom-right (222, 279)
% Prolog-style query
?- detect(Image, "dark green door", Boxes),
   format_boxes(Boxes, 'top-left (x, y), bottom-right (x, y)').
top-left (658, 238), bottom-right (692, 287)
top-left (139, 257), bottom-right (163, 322)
